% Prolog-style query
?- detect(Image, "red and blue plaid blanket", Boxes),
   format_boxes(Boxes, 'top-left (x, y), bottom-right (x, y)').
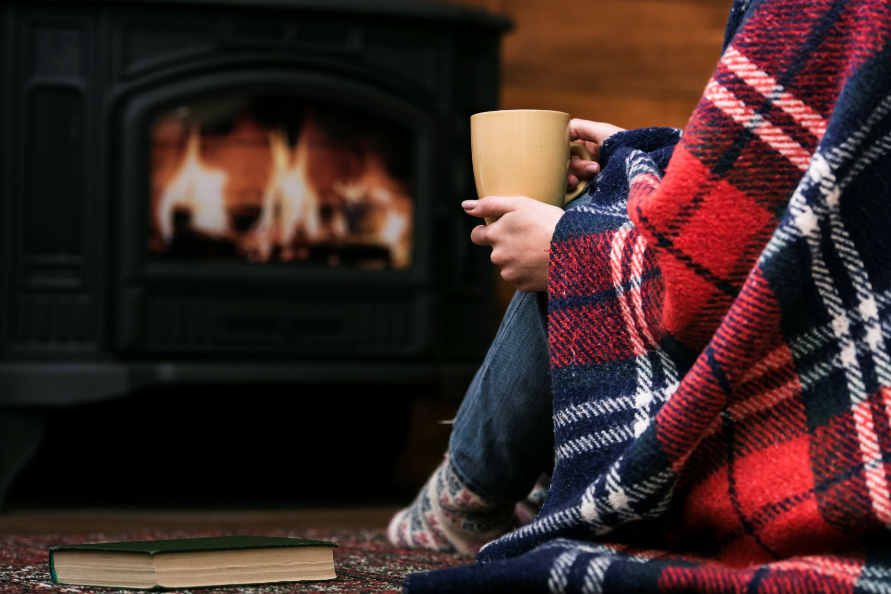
top-left (407, 0), bottom-right (891, 592)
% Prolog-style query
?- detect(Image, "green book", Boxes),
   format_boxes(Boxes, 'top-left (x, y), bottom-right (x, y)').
top-left (49, 535), bottom-right (338, 590)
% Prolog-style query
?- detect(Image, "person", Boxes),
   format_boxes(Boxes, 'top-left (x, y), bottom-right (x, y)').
top-left (389, 0), bottom-right (891, 591)
top-left (387, 120), bottom-right (626, 554)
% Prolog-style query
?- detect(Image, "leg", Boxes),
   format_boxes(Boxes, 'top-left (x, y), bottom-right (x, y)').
top-left (389, 291), bottom-right (553, 552)
top-left (448, 290), bottom-right (554, 502)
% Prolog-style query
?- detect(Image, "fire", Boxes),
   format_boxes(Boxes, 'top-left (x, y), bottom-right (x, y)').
top-left (156, 126), bottom-right (229, 242)
top-left (150, 108), bottom-right (413, 269)
top-left (331, 152), bottom-right (412, 269)
top-left (248, 128), bottom-right (321, 262)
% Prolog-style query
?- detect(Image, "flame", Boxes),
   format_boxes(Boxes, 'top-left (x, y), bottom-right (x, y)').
top-left (373, 187), bottom-right (412, 269)
top-left (331, 153), bottom-right (412, 269)
top-left (248, 128), bottom-right (322, 262)
top-left (151, 109), bottom-right (413, 269)
top-left (156, 126), bottom-right (229, 242)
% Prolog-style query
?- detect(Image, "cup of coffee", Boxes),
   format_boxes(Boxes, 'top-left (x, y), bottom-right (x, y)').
top-left (470, 109), bottom-right (592, 223)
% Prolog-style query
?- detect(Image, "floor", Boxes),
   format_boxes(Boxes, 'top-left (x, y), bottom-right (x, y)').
top-left (0, 507), bottom-right (399, 535)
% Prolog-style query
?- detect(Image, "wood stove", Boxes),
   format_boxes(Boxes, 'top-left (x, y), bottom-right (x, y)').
top-left (0, 0), bottom-right (509, 508)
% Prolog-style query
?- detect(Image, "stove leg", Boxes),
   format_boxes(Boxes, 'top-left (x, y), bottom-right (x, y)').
top-left (0, 410), bottom-right (45, 513)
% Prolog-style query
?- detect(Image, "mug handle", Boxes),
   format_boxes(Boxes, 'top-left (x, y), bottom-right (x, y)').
top-left (564, 142), bottom-right (594, 204)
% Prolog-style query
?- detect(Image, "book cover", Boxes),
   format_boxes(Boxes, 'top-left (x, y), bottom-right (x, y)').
top-left (50, 535), bottom-right (338, 590)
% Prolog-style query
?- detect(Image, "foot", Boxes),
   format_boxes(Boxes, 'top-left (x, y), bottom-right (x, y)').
top-left (514, 473), bottom-right (550, 526)
top-left (387, 456), bottom-right (516, 554)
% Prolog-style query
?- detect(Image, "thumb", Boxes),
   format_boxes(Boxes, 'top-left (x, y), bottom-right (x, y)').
top-left (570, 119), bottom-right (625, 145)
top-left (462, 196), bottom-right (528, 218)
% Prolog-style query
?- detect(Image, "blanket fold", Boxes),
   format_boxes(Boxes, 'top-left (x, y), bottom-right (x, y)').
top-left (407, 0), bottom-right (891, 591)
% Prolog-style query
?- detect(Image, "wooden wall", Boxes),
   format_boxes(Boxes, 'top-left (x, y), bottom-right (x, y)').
top-left (443, 0), bottom-right (731, 309)
top-left (452, 0), bottom-right (730, 128)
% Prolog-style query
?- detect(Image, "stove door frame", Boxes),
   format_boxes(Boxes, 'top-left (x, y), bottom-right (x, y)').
top-left (114, 67), bottom-right (437, 357)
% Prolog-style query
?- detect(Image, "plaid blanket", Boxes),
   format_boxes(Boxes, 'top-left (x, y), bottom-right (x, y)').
top-left (406, 0), bottom-right (891, 592)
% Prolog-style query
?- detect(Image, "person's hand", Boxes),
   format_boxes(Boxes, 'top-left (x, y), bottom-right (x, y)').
top-left (567, 119), bottom-right (625, 191)
top-left (463, 196), bottom-right (564, 293)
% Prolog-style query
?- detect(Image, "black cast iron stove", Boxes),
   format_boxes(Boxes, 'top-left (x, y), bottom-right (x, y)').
top-left (0, 0), bottom-right (509, 508)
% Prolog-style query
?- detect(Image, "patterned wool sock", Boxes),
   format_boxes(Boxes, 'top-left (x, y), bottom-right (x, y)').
top-left (387, 456), bottom-right (517, 554)
top-left (514, 473), bottom-right (551, 526)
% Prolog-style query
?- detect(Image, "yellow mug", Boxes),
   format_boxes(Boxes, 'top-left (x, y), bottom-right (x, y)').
top-left (470, 109), bottom-right (592, 223)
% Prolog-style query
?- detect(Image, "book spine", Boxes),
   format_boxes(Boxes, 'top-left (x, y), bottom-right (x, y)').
top-left (48, 549), bottom-right (59, 583)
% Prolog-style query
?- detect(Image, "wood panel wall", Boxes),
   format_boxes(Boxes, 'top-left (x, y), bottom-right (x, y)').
top-left (451, 0), bottom-right (730, 128)
top-left (441, 0), bottom-right (732, 310)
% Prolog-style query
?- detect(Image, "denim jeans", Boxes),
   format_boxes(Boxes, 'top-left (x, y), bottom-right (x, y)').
top-left (448, 290), bottom-right (554, 502)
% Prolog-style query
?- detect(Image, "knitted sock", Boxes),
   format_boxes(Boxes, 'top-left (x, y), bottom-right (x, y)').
top-left (387, 456), bottom-right (516, 554)
top-left (514, 473), bottom-right (551, 526)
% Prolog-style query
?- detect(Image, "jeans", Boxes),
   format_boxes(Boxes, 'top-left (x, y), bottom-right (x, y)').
top-left (448, 290), bottom-right (554, 502)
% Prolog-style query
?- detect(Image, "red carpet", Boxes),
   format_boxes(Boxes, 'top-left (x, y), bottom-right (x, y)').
top-left (0, 529), bottom-right (470, 593)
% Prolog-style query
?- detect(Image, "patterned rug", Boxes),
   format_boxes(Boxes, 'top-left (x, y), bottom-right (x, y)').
top-left (0, 529), bottom-right (470, 593)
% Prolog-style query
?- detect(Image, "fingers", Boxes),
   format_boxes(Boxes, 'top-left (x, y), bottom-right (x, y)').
top-left (569, 154), bottom-right (600, 179)
top-left (470, 224), bottom-right (490, 246)
top-left (568, 119), bottom-right (620, 182)
top-left (572, 140), bottom-right (600, 163)
top-left (570, 119), bottom-right (625, 145)
top-left (576, 139), bottom-right (600, 156)
top-left (462, 196), bottom-right (530, 219)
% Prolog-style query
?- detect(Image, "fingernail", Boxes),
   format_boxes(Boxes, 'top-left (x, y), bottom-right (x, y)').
top-left (462, 200), bottom-right (478, 209)
top-left (585, 164), bottom-right (600, 175)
